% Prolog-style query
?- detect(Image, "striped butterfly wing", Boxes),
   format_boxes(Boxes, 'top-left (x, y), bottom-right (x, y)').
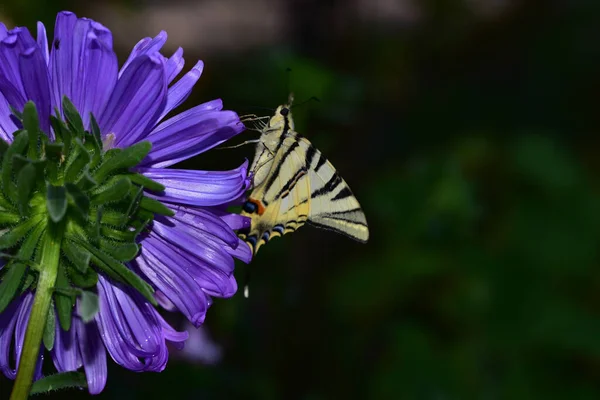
top-left (240, 133), bottom-right (369, 254)
top-left (299, 138), bottom-right (369, 243)
top-left (240, 134), bottom-right (311, 254)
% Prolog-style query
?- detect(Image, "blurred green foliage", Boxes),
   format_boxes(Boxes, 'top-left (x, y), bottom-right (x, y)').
top-left (2, 1), bottom-right (600, 399)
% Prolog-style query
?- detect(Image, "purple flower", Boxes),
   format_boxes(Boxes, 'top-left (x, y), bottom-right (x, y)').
top-left (0, 11), bottom-right (251, 394)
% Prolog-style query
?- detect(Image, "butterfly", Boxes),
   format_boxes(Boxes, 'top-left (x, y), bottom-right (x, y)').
top-left (238, 95), bottom-right (369, 255)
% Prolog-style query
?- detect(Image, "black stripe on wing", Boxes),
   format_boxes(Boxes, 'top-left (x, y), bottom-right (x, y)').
top-left (263, 141), bottom-right (301, 197)
top-left (306, 220), bottom-right (368, 242)
top-left (311, 172), bottom-right (342, 198)
top-left (331, 186), bottom-right (353, 201)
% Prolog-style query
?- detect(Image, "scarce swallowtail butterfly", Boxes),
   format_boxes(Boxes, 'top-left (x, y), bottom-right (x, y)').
top-left (238, 95), bottom-right (369, 255)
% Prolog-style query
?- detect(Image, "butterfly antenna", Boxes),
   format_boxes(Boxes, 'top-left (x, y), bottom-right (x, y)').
top-left (291, 96), bottom-right (320, 109)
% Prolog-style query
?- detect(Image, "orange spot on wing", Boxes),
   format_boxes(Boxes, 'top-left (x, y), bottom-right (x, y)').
top-left (248, 198), bottom-right (266, 215)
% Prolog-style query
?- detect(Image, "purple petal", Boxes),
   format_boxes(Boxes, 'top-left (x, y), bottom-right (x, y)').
top-left (99, 54), bottom-right (167, 147)
top-left (76, 318), bottom-right (107, 395)
top-left (119, 31), bottom-right (167, 77)
top-left (0, 93), bottom-right (17, 142)
top-left (52, 319), bottom-right (82, 372)
top-left (14, 293), bottom-right (43, 381)
top-left (138, 160), bottom-right (249, 207)
top-left (96, 276), bottom-right (168, 372)
top-left (228, 238), bottom-right (253, 264)
top-left (133, 238), bottom-right (211, 326)
top-left (143, 100), bottom-right (244, 168)
top-left (156, 313), bottom-right (188, 349)
top-left (158, 60), bottom-right (203, 120)
top-left (19, 46), bottom-right (51, 134)
top-left (0, 297), bottom-right (22, 379)
top-left (79, 34), bottom-right (117, 128)
top-left (165, 47), bottom-right (184, 84)
top-left (36, 22), bottom-right (49, 65)
top-left (50, 11), bottom-right (78, 112)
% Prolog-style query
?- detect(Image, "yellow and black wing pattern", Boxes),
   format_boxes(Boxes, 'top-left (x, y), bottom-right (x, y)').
top-left (238, 102), bottom-right (369, 255)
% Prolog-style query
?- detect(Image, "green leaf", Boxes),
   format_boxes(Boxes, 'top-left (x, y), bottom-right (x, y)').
top-left (0, 214), bottom-right (43, 249)
top-left (62, 96), bottom-right (84, 134)
top-left (89, 114), bottom-right (103, 152)
top-left (0, 263), bottom-right (27, 313)
top-left (139, 196), bottom-right (174, 216)
top-left (65, 183), bottom-right (90, 217)
top-left (73, 238), bottom-right (156, 305)
top-left (79, 291), bottom-right (99, 323)
top-left (22, 102), bottom-right (40, 160)
top-left (63, 240), bottom-right (91, 273)
top-left (16, 163), bottom-right (36, 215)
top-left (127, 173), bottom-right (165, 192)
top-left (93, 141), bottom-right (152, 182)
top-left (46, 184), bottom-right (68, 222)
top-left (91, 177), bottom-right (131, 205)
top-left (30, 371), bottom-right (87, 395)
top-left (54, 263), bottom-right (74, 331)
top-left (43, 304), bottom-right (56, 351)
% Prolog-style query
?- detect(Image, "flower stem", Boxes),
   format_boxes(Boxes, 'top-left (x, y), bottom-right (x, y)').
top-left (10, 221), bottom-right (63, 400)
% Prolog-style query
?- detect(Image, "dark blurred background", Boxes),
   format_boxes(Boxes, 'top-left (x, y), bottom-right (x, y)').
top-left (2, 0), bottom-right (600, 398)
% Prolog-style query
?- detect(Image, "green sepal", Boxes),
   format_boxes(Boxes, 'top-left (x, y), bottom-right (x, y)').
top-left (100, 225), bottom-right (136, 242)
top-left (125, 185), bottom-right (144, 221)
top-left (0, 139), bottom-right (8, 159)
top-left (50, 114), bottom-right (71, 159)
top-left (30, 372), bottom-right (87, 395)
top-left (0, 214), bottom-right (43, 249)
top-left (46, 184), bottom-right (68, 222)
top-left (0, 262), bottom-right (27, 313)
top-left (100, 209), bottom-right (129, 227)
top-left (139, 196), bottom-right (174, 216)
top-left (43, 303), bottom-right (56, 351)
top-left (0, 211), bottom-right (19, 225)
top-left (62, 96), bottom-right (85, 135)
top-left (66, 260), bottom-right (99, 288)
top-left (64, 139), bottom-right (90, 183)
top-left (62, 239), bottom-right (91, 273)
top-left (91, 177), bottom-right (131, 205)
top-left (79, 290), bottom-right (99, 323)
top-left (66, 183), bottom-right (90, 218)
top-left (88, 114), bottom-right (103, 166)
top-left (16, 162), bottom-right (37, 216)
top-left (76, 169), bottom-right (97, 191)
top-left (55, 263), bottom-right (74, 331)
top-left (93, 141), bottom-right (152, 182)
top-left (44, 142), bottom-right (64, 184)
top-left (1, 130), bottom-right (28, 203)
top-left (16, 219), bottom-right (46, 262)
top-left (22, 102), bottom-right (40, 160)
top-left (127, 173), bottom-right (165, 192)
top-left (100, 240), bottom-right (139, 262)
top-left (73, 237), bottom-right (156, 305)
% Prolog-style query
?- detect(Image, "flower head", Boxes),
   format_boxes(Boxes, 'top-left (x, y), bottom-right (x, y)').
top-left (0, 11), bottom-right (251, 395)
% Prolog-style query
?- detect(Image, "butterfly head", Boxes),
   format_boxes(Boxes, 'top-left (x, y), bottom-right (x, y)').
top-left (267, 103), bottom-right (295, 133)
